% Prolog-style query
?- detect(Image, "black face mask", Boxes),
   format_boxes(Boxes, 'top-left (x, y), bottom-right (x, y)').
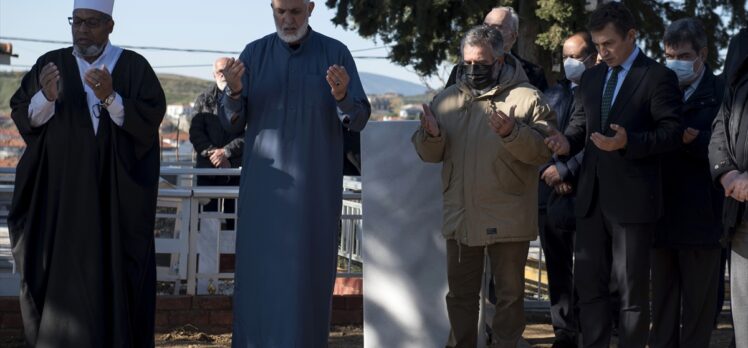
top-left (461, 61), bottom-right (498, 90)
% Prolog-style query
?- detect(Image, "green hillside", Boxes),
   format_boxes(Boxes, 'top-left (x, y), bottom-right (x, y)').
top-left (0, 71), bottom-right (212, 115)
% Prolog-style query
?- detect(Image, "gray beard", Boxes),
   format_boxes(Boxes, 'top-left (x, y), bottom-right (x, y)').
top-left (74, 43), bottom-right (104, 58)
top-left (276, 21), bottom-right (309, 44)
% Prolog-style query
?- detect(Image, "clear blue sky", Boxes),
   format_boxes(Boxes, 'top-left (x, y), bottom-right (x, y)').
top-left (0, 0), bottom-right (443, 86)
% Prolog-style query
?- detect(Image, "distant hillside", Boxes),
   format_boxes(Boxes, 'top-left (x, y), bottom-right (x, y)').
top-left (0, 71), bottom-right (212, 115)
top-left (0, 71), bottom-right (25, 115)
top-left (0, 70), bottom-right (429, 115)
top-left (157, 73), bottom-right (213, 104)
top-left (359, 72), bottom-right (428, 96)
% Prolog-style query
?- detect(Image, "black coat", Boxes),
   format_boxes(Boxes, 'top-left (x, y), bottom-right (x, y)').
top-left (9, 47), bottom-right (165, 347)
top-left (565, 51), bottom-right (683, 223)
top-left (189, 85), bottom-right (245, 169)
top-left (722, 28), bottom-right (748, 81)
top-left (656, 68), bottom-right (724, 248)
top-left (709, 55), bottom-right (748, 234)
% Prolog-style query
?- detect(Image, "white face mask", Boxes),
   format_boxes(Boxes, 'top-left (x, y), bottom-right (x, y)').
top-left (666, 59), bottom-right (699, 85)
top-left (563, 57), bottom-right (586, 83)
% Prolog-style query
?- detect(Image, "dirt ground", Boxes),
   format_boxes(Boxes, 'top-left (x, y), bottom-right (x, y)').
top-left (0, 315), bottom-right (734, 347)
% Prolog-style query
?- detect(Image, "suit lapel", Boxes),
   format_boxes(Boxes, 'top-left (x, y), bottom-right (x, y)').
top-left (587, 66), bottom-right (606, 133)
top-left (606, 53), bottom-right (649, 129)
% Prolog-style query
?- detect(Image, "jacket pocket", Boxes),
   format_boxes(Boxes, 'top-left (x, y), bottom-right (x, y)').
top-left (493, 157), bottom-right (528, 196)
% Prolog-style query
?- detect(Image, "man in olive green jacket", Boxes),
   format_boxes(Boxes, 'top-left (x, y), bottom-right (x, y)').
top-left (413, 25), bottom-right (556, 348)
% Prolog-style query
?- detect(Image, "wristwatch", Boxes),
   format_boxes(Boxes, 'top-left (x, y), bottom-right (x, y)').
top-left (100, 93), bottom-right (116, 108)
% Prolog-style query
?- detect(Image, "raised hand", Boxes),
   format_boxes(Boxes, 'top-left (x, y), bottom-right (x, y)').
top-left (84, 65), bottom-right (113, 100)
top-left (544, 128), bottom-right (570, 156)
top-left (590, 124), bottom-right (627, 151)
top-left (326, 65), bottom-right (350, 101)
top-left (420, 103), bottom-right (440, 137)
top-left (488, 105), bottom-right (517, 137)
top-left (224, 58), bottom-right (246, 98)
top-left (39, 62), bottom-right (61, 101)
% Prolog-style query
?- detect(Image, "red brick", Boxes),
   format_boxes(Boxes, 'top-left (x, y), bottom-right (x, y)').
top-left (194, 295), bottom-right (232, 310)
top-left (157, 296), bottom-right (192, 310)
top-left (1, 313), bottom-right (23, 329)
top-left (0, 297), bottom-right (20, 312)
top-left (344, 295), bottom-right (363, 310)
top-left (333, 277), bottom-right (363, 295)
top-left (332, 296), bottom-right (346, 309)
top-left (209, 310), bottom-right (233, 326)
top-left (169, 310), bottom-right (211, 328)
top-left (330, 309), bottom-right (362, 325)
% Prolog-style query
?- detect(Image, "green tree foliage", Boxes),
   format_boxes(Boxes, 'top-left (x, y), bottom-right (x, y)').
top-left (326, 0), bottom-right (747, 77)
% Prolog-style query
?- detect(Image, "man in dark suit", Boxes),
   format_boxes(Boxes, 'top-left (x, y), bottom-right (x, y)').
top-left (544, 2), bottom-right (683, 347)
top-left (649, 18), bottom-right (724, 348)
top-left (538, 31), bottom-right (597, 348)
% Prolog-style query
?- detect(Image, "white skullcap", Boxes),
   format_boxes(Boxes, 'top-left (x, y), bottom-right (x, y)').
top-left (74, 0), bottom-right (114, 16)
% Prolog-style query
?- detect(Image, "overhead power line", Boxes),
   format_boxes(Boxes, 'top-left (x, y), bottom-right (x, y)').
top-left (1, 36), bottom-right (391, 56)
top-left (0, 36), bottom-right (241, 54)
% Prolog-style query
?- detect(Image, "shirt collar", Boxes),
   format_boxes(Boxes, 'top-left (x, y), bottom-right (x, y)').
top-left (684, 66), bottom-right (706, 100)
top-left (609, 45), bottom-right (640, 73)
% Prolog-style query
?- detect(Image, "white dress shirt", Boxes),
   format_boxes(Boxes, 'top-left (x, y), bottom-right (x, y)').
top-left (27, 41), bottom-right (125, 134)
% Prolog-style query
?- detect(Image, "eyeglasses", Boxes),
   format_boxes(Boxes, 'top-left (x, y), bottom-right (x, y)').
top-left (68, 16), bottom-right (109, 29)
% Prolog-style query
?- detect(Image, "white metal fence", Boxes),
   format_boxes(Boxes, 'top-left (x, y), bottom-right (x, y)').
top-left (0, 167), bottom-right (364, 296)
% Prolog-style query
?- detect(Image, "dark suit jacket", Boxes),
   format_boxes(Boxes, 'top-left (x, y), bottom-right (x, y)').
top-left (565, 51), bottom-right (683, 223)
top-left (656, 67), bottom-right (724, 248)
top-left (540, 80), bottom-right (585, 206)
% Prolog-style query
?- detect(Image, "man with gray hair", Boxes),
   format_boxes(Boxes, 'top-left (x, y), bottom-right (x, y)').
top-left (413, 25), bottom-right (556, 347)
top-left (650, 17), bottom-right (725, 348)
top-left (219, 0), bottom-right (371, 346)
top-left (447, 6), bottom-right (548, 91)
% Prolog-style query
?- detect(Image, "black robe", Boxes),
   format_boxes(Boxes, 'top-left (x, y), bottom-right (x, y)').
top-left (8, 47), bottom-right (165, 348)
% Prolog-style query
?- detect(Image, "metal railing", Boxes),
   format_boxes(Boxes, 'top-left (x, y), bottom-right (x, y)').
top-left (0, 167), bottom-right (364, 296)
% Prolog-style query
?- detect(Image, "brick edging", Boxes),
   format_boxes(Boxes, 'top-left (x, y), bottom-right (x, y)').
top-left (0, 294), bottom-right (363, 336)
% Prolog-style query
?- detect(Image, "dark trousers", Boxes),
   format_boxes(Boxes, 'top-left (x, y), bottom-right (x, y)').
top-left (574, 200), bottom-right (653, 348)
top-left (649, 247), bottom-right (721, 348)
top-left (539, 210), bottom-right (578, 342)
top-left (445, 239), bottom-right (529, 348)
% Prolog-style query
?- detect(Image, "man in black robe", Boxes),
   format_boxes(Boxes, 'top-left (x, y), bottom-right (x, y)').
top-left (8, 0), bottom-right (165, 346)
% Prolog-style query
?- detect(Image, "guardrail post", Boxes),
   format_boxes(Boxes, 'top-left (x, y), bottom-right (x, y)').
top-left (186, 195), bottom-right (199, 295)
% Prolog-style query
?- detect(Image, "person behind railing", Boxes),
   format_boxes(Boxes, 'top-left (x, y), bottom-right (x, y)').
top-left (217, 0), bottom-right (371, 346)
top-left (413, 24), bottom-right (556, 348)
top-left (7, 0), bottom-right (166, 346)
top-left (189, 57), bottom-right (244, 225)
top-left (537, 31), bottom-right (598, 348)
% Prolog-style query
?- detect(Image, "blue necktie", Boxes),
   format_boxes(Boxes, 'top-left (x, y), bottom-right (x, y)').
top-left (601, 66), bottom-right (623, 128)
